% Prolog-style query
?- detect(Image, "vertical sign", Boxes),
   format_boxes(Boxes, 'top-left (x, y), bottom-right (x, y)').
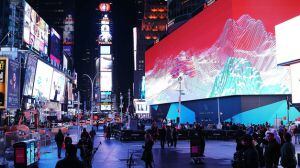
top-left (0, 58), bottom-right (7, 108)
top-left (7, 59), bottom-right (20, 108)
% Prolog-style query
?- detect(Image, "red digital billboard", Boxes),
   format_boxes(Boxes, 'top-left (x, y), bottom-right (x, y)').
top-left (145, 0), bottom-right (300, 105)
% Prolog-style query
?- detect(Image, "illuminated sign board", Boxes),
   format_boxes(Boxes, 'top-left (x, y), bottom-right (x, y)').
top-left (99, 3), bottom-right (111, 12)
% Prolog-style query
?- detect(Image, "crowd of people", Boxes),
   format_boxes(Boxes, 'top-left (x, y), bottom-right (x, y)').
top-left (233, 123), bottom-right (299, 168)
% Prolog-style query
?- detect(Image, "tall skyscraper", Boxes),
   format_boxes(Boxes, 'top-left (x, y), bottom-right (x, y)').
top-left (133, 0), bottom-right (167, 99)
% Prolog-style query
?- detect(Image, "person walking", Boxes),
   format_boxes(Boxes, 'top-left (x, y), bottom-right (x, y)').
top-left (166, 126), bottom-right (173, 147)
top-left (142, 132), bottom-right (154, 168)
top-left (160, 125), bottom-right (167, 149)
top-left (90, 127), bottom-right (96, 144)
top-left (77, 136), bottom-right (93, 168)
top-left (55, 144), bottom-right (84, 168)
top-left (65, 134), bottom-right (73, 148)
top-left (172, 126), bottom-right (178, 148)
top-left (281, 133), bottom-right (297, 168)
top-left (55, 129), bottom-right (64, 158)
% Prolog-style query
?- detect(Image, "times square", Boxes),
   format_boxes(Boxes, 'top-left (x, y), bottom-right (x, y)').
top-left (1, 0), bottom-right (300, 167)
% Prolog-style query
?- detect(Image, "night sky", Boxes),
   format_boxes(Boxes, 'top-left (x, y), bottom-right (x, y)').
top-left (74, 0), bottom-right (137, 105)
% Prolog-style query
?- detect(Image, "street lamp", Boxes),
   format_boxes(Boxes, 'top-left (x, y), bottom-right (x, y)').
top-left (120, 93), bottom-right (124, 123)
top-left (178, 76), bottom-right (183, 125)
top-left (82, 72), bottom-right (100, 126)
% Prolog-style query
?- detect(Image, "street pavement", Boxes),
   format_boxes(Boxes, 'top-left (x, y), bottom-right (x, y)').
top-left (38, 128), bottom-right (300, 168)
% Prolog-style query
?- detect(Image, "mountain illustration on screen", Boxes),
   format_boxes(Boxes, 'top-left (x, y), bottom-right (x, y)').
top-left (210, 57), bottom-right (263, 97)
top-left (145, 15), bottom-right (290, 104)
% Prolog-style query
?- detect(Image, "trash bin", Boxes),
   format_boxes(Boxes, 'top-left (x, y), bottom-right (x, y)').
top-left (13, 139), bottom-right (38, 168)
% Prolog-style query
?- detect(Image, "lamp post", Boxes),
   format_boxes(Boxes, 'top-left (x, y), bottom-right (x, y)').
top-left (120, 93), bottom-right (124, 123)
top-left (178, 76), bottom-right (183, 124)
top-left (82, 72), bottom-right (100, 126)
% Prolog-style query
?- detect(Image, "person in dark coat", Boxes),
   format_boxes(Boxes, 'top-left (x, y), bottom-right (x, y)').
top-left (142, 132), bottom-right (154, 168)
top-left (90, 127), bottom-right (96, 143)
top-left (280, 132), bottom-right (297, 168)
top-left (196, 125), bottom-right (206, 156)
top-left (55, 144), bottom-right (84, 168)
top-left (241, 134), bottom-right (259, 168)
top-left (160, 125), bottom-right (167, 149)
top-left (81, 128), bottom-right (91, 140)
top-left (252, 133), bottom-right (265, 167)
top-left (264, 131), bottom-right (281, 168)
top-left (166, 126), bottom-right (173, 147)
top-left (64, 134), bottom-right (73, 148)
top-left (55, 129), bottom-right (64, 158)
top-left (77, 136), bottom-right (93, 168)
top-left (172, 126), bottom-right (178, 148)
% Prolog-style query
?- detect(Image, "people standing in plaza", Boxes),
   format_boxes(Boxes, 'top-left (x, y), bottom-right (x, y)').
top-left (90, 127), bottom-right (96, 143)
top-left (142, 132), bottom-right (154, 168)
top-left (77, 136), bottom-right (93, 168)
top-left (160, 125), bottom-right (167, 149)
top-left (264, 131), bottom-right (281, 168)
top-left (96, 120), bottom-right (100, 131)
top-left (294, 125), bottom-right (300, 144)
top-left (65, 133), bottom-right (73, 148)
top-left (151, 122), bottom-right (159, 142)
top-left (172, 126), bottom-right (178, 148)
top-left (81, 128), bottom-right (91, 140)
top-left (55, 129), bottom-right (65, 158)
top-left (55, 144), bottom-right (84, 168)
top-left (105, 124), bottom-right (111, 140)
top-left (166, 126), bottom-right (173, 147)
top-left (241, 134), bottom-right (259, 168)
top-left (280, 132), bottom-right (297, 168)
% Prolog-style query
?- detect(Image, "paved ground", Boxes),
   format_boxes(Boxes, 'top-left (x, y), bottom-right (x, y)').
top-left (38, 127), bottom-right (236, 168)
top-left (38, 128), bottom-right (300, 168)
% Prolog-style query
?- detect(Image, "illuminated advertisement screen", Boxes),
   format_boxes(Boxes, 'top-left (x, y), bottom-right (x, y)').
top-left (67, 82), bottom-right (73, 101)
top-left (98, 14), bottom-right (112, 45)
top-left (145, 0), bottom-right (300, 105)
top-left (23, 2), bottom-right (49, 55)
top-left (275, 16), bottom-right (300, 64)
top-left (291, 63), bottom-right (300, 104)
top-left (101, 103), bottom-right (111, 111)
top-left (49, 70), bottom-right (66, 102)
top-left (101, 91), bottom-right (111, 102)
top-left (23, 55), bottom-right (37, 96)
top-left (63, 13), bottom-right (74, 45)
top-left (33, 60), bottom-right (53, 100)
top-left (50, 28), bottom-right (62, 64)
top-left (99, 3), bottom-right (111, 12)
top-left (100, 72), bottom-right (112, 91)
top-left (100, 55), bottom-right (112, 71)
top-left (100, 46), bottom-right (110, 54)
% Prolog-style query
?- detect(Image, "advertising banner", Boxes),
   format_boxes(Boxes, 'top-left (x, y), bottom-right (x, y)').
top-left (49, 71), bottom-right (66, 102)
top-left (0, 58), bottom-right (7, 108)
top-left (23, 2), bottom-right (49, 55)
top-left (100, 55), bottom-right (112, 71)
top-left (32, 60), bottom-right (53, 100)
top-left (101, 102), bottom-right (111, 111)
top-left (7, 59), bottom-right (20, 108)
top-left (100, 72), bottom-right (112, 91)
top-left (50, 28), bottom-right (62, 64)
top-left (100, 91), bottom-right (111, 103)
top-left (23, 55), bottom-right (37, 96)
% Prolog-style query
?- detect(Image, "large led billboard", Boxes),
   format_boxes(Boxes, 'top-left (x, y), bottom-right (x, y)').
top-left (145, 0), bottom-right (300, 105)
top-left (50, 28), bottom-right (62, 64)
top-left (23, 2), bottom-right (49, 55)
top-left (32, 60), bottom-right (53, 100)
top-left (101, 91), bottom-right (111, 102)
top-left (23, 55), bottom-right (37, 96)
top-left (291, 63), bottom-right (300, 104)
top-left (100, 55), bottom-right (112, 71)
top-left (275, 16), bottom-right (300, 65)
top-left (100, 72), bottom-right (112, 91)
top-left (49, 70), bottom-right (66, 102)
